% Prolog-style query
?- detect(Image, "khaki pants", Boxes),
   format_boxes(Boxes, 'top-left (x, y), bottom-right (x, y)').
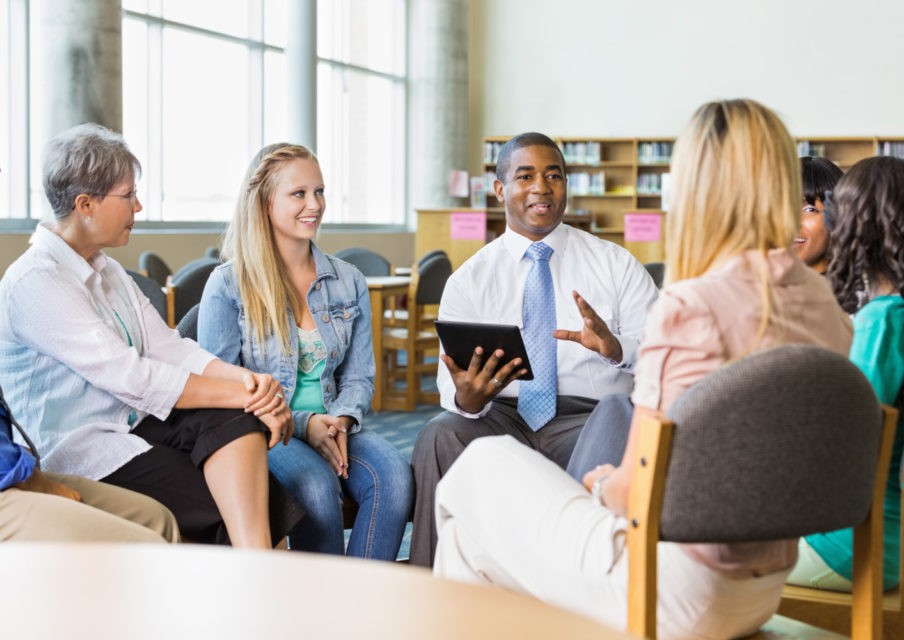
top-left (0, 472), bottom-right (179, 543)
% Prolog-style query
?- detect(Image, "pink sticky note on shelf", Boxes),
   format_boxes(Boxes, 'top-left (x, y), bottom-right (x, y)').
top-left (624, 213), bottom-right (662, 243)
top-left (450, 211), bottom-right (487, 240)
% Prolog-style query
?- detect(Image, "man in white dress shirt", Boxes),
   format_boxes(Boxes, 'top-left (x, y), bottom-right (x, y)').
top-left (409, 132), bottom-right (660, 566)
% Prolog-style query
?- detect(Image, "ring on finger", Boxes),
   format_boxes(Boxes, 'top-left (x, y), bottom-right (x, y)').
top-left (491, 377), bottom-right (503, 388)
top-left (275, 392), bottom-right (284, 400)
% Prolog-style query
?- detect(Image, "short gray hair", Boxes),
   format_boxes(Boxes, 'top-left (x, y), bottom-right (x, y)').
top-left (42, 123), bottom-right (141, 220)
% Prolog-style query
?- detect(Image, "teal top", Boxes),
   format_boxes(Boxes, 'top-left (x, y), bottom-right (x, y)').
top-left (806, 295), bottom-right (904, 589)
top-left (289, 326), bottom-right (327, 414)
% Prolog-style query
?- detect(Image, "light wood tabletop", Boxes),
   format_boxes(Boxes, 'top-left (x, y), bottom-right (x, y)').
top-left (0, 543), bottom-right (635, 640)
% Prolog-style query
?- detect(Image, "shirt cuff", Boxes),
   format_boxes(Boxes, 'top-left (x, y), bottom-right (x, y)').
top-left (604, 335), bottom-right (638, 372)
top-left (182, 350), bottom-right (218, 375)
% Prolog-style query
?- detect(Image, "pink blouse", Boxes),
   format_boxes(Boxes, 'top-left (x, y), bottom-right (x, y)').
top-left (631, 248), bottom-right (853, 577)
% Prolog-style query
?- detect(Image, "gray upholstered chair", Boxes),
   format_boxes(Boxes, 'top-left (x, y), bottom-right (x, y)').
top-left (138, 251), bottom-right (172, 287)
top-left (626, 344), bottom-right (898, 640)
top-left (643, 261), bottom-right (665, 289)
top-left (335, 247), bottom-right (392, 277)
top-left (175, 303), bottom-right (200, 340)
top-left (126, 269), bottom-right (167, 321)
top-left (166, 257), bottom-right (218, 328)
top-left (417, 249), bottom-right (448, 267)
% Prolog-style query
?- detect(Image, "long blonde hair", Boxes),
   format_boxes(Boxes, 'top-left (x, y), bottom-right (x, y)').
top-left (222, 143), bottom-right (319, 353)
top-left (666, 99), bottom-right (800, 342)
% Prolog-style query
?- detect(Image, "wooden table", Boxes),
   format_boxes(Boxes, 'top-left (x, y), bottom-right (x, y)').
top-left (366, 275), bottom-right (411, 411)
top-left (0, 544), bottom-right (634, 639)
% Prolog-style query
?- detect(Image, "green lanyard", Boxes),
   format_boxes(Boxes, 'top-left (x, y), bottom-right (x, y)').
top-left (113, 310), bottom-right (133, 347)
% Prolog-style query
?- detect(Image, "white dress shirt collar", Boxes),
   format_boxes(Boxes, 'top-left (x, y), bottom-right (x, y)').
top-left (502, 222), bottom-right (569, 263)
top-left (32, 222), bottom-right (109, 285)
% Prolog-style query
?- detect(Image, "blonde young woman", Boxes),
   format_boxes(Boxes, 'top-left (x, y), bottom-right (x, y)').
top-left (199, 144), bottom-right (413, 559)
top-left (431, 100), bottom-right (853, 638)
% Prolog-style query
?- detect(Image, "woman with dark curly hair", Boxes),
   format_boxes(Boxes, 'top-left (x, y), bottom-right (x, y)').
top-left (794, 156), bottom-right (843, 273)
top-left (788, 155), bottom-right (904, 592)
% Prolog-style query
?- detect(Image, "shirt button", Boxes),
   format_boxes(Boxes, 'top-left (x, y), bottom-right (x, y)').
top-left (326, 385), bottom-right (332, 392)
top-left (322, 314), bottom-right (329, 322)
top-left (314, 282), bottom-right (321, 290)
top-left (343, 311), bottom-right (350, 318)
top-left (331, 351), bottom-right (338, 359)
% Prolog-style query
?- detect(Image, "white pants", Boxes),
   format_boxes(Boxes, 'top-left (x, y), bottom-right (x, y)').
top-left (434, 436), bottom-right (789, 640)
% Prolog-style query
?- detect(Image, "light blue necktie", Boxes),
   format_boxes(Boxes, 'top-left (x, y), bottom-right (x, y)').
top-left (518, 242), bottom-right (557, 431)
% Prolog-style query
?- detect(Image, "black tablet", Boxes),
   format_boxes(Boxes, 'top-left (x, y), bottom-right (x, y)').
top-left (434, 320), bottom-right (534, 380)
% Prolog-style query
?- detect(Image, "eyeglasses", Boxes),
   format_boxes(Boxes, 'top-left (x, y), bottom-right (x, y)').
top-left (102, 187), bottom-right (139, 203)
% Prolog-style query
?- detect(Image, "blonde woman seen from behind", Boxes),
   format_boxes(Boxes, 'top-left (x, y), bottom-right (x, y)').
top-left (431, 100), bottom-right (852, 639)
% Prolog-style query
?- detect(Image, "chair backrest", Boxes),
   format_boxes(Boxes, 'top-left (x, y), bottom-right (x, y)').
top-left (335, 247), bottom-right (392, 277)
top-left (167, 258), bottom-right (218, 327)
top-left (138, 251), bottom-right (172, 286)
top-left (660, 344), bottom-right (882, 542)
top-left (414, 253), bottom-right (452, 306)
top-left (126, 269), bottom-right (167, 321)
top-left (643, 261), bottom-right (665, 289)
top-left (626, 343), bottom-right (897, 639)
top-left (204, 246), bottom-right (221, 261)
top-left (417, 249), bottom-right (449, 268)
top-left (176, 303), bottom-right (200, 340)
top-left (172, 256), bottom-right (219, 282)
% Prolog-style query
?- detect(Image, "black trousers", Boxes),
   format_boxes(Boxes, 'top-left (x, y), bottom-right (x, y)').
top-left (103, 408), bottom-right (304, 545)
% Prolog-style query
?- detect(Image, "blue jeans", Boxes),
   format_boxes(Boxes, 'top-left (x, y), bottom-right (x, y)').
top-left (268, 430), bottom-right (413, 560)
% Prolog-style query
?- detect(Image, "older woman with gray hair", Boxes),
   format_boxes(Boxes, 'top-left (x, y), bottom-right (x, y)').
top-left (0, 123), bottom-right (301, 547)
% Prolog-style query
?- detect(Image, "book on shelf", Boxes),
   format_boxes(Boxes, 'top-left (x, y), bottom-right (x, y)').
top-left (879, 141), bottom-right (904, 159)
top-left (797, 141), bottom-right (827, 158)
top-left (638, 141), bottom-right (672, 164)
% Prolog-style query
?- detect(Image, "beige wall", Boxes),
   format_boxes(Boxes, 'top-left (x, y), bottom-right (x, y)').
top-left (0, 229), bottom-right (415, 277)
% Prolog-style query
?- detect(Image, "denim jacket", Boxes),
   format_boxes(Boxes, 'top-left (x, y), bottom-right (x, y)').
top-left (198, 244), bottom-right (375, 441)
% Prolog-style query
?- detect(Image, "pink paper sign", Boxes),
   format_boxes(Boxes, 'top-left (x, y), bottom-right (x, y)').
top-left (624, 213), bottom-right (662, 243)
top-left (450, 211), bottom-right (487, 241)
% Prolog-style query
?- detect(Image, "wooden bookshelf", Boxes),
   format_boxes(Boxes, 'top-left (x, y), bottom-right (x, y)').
top-left (796, 136), bottom-right (904, 169)
top-left (471, 134), bottom-right (904, 265)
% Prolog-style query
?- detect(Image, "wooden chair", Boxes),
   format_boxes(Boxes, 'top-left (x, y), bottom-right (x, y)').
top-left (138, 250), bottom-right (172, 287)
top-left (777, 478), bottom-right (904, 638)
top-left (385, 251), bottom-right (452, 330)
top-left (165, 257), bottom-right (218, 328)
top-left (381, 253), bottom-right (452, 411)
top-left (626, 344), bottom-right (898, 640)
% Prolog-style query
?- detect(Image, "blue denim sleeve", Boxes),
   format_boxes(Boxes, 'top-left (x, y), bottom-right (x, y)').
top-left (329, 269), bottom-right (375, 432)
top-left (198, 266), bottom-right (244, 366)
top-left (0, 427), bottom-right (35, 490)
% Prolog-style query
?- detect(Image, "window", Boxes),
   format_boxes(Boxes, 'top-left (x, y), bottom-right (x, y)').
top-left (317, 0), bottom-right (407, 225)
top-left (1, 0), bottom-right (29, 223)
top-left (122, 0), bottom-right (286, 223)
top-left (0, 0), bottom-right (408, 228)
